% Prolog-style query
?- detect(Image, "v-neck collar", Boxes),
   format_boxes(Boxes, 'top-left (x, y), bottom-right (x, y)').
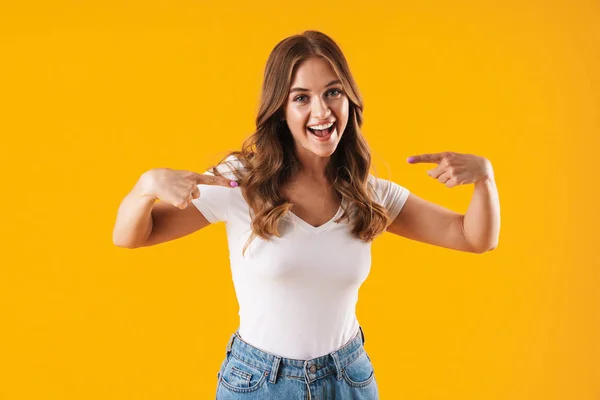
top-left (287, 198), bottom-right (345, 234)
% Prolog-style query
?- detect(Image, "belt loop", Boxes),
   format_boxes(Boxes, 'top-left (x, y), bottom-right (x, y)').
top-left (330, 351), bottom-right (343, 381)
top-left (225, 332), bottom-right (236, 355)
top-left (269, 356), bottom-right (281, 384)
top-left (359, 326), bottom-right (365, 345)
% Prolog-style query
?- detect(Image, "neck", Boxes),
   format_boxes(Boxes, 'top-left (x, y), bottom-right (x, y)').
top-left (294, 149), bottom-right (329, 182)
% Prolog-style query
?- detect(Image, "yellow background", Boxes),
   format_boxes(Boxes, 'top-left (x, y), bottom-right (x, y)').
top-left (1, 1), bottom-right (598, 399)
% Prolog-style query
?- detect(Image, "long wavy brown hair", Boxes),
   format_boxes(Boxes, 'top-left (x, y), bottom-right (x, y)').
top-left (209, 30), bottom-right (391, 255)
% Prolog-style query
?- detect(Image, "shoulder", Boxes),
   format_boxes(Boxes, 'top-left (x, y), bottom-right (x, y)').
top-left (367, 174), bottom-right (411, 213)
top-left (367, 174), bottom-right (407, 197)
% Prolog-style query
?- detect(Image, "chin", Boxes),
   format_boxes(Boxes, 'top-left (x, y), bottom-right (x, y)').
top-left (306, 145), bottom-right (339, 158)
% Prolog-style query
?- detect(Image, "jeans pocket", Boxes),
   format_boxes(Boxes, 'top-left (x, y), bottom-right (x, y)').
top-left (219, 355), bottom-right (268, 393)
top-left (342, 350), bottom-right (376, 388)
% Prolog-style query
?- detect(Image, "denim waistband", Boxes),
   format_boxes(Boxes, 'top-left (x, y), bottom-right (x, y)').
top-left (223, 327), bottom-right (367, 385)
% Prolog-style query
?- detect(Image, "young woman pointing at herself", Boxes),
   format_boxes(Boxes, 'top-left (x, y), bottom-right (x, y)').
top-left (113, 31), bottom-right (500, 399)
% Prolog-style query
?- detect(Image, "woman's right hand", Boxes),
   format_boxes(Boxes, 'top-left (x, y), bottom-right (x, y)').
top-left (137, 168), bottom-right (238, 209)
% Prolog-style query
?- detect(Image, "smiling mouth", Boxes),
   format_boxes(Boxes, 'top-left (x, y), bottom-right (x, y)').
top-left (307, 124), bottom-right (335, 138)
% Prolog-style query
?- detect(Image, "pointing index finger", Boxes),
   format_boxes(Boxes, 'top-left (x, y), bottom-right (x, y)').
top-left (193, 172), bottom-right (238, 188)
top-left (407, 153), bottom-right (445, 164)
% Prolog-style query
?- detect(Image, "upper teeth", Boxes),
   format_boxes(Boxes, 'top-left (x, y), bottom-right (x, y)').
top-left (308, 122), bottom-right (334, 130)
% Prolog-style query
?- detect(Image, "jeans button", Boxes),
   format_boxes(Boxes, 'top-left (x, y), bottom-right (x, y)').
top-left (309, 365), bottom-right (317, 374)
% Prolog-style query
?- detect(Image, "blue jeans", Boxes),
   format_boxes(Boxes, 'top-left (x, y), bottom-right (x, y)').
top-left (215, 326), bottom-right (379, 399)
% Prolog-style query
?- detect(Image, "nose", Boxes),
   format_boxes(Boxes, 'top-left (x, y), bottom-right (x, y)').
top-left (311, 96), bottom-right (331, 119)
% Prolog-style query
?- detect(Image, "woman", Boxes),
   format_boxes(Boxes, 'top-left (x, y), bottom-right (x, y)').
top-left (113, 30), bottom-right (500, 399)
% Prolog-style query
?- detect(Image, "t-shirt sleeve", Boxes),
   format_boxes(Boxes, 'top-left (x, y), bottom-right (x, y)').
top-left (369, 175), bottom-right (411, 223)
top-left (190, 155), bottom-right (243, 224)
top-left (190, 174), bottom-right (231, 223)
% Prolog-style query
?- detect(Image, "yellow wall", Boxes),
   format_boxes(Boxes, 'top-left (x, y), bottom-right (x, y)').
top-left (1, 1), bottom-right (598, 398)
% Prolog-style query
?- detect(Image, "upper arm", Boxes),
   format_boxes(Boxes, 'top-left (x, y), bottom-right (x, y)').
top-left (138, 200), bottom-right (212, 247)
top-left (386, 192), bottom-right (479, 253)
top-left (137, 159), bottom-right (240, 248)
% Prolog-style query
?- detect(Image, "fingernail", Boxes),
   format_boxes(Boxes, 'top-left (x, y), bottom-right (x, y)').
top-left (230, 181), bottom-right (238, 187)
top-left (407, 156), bottom-right (415, 163)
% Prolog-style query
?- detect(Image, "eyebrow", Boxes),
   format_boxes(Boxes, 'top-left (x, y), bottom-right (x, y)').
top-left (289, 79), bottom-right (342, 94)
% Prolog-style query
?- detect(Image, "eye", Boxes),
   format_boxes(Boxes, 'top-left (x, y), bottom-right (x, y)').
top-left (327, 88), bottom-right (343, 97)
top-left (293, 94), bottom-right (308, 103)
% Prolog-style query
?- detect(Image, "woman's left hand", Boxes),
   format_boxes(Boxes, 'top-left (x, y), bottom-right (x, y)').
top-left (407, 151), bottom-right (493, 188)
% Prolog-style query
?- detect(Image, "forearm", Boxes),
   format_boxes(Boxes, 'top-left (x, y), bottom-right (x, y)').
top-left (462, 175), bottom-right (501, 253)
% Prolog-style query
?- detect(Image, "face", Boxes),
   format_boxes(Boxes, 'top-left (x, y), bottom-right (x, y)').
top-left (283, 56), bottom-right (349, 160)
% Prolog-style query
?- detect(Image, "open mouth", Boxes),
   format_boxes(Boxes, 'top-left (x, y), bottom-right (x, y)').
top-left (307, 123), bottom-right (335, 139)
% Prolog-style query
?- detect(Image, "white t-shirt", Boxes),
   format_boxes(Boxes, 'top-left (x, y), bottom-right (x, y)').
top-left (192, 156), bottom-right (410, 360)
